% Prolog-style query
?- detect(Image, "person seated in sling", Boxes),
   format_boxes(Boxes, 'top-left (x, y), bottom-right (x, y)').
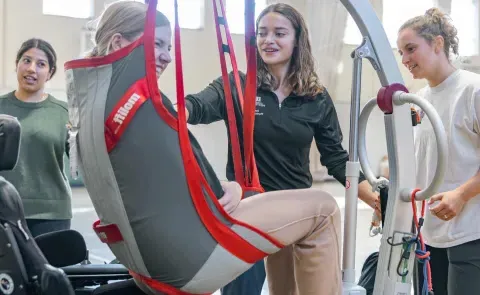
top-left (65, 1), bottom-right (342, 294)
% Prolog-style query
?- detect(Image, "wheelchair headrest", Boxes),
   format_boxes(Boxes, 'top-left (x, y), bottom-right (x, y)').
top-left (0, 114), bottom-right (21, 171)
top-left (35, 229), bottom-right (88, 267)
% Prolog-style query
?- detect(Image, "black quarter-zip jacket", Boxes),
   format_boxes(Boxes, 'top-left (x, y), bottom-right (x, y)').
top-left (185, 72), bottom-right (365, 192)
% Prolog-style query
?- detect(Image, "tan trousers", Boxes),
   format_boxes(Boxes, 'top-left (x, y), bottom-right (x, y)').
top-left (230, 188), bottom-right (342, 295)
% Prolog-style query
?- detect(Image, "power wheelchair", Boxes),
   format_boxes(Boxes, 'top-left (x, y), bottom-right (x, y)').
top-left (0, 114), bottom-right (145, 295)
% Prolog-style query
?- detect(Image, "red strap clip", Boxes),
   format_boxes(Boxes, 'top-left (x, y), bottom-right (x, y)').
top-left (93, 219), bottom-right (124, 244)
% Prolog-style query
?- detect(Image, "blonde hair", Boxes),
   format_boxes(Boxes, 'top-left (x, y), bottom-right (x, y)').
top-left (88, 1), bottom-right (170, 57)
top-left (256, 3), bottom-right (324, 97)
top-left (399, 7), bottom-right (459, 59)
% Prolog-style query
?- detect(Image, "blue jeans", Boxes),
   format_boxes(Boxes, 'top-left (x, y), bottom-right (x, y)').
top-left (221, 259), bottom-right (266, 295)
top-left (26, 219), bottom-right (71, 238)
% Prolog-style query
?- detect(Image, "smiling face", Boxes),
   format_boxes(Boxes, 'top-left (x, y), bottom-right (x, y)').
top-left (16, 48), bottom-right (53, 94)
top-left (153, 25), bottom-right (172, 78)
top-left (256, 12), bottom-right (296, 69)
top-left (110, 25), bottom-right (172, 79)
top-left (397, 27), bottom-right (443, 80)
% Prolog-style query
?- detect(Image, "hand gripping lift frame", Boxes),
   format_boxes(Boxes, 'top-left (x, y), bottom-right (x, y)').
top-left (340, 1), bottom-right (447, 295)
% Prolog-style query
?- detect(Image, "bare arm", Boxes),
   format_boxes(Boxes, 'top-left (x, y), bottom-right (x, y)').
top-left (456, 171), bottom-right (480, 202)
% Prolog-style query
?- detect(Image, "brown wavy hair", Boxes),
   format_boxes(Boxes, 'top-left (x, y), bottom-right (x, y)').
top-left (255, 3), bottom-right (324, 97)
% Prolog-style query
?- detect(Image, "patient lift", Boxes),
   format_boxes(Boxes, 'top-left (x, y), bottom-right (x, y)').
top-left (340, 1), bottom-right (447, 295)
top-left (0, 0), bottom-right (448, 295)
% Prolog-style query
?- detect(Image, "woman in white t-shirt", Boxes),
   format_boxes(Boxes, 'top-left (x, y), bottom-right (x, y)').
top-left (397, 7), bottom-right (480, 295)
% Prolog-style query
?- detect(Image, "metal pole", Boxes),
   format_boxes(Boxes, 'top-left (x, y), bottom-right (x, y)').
top-left (342, 44), bottom-right (363, 284)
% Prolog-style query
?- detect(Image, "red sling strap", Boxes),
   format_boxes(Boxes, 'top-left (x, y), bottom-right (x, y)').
top-left (212, 0), bottom-right (262, 194)
top-left (212, 0), bottom-right (245, 185)
top-left (242, 0), bottom-right (261, 189)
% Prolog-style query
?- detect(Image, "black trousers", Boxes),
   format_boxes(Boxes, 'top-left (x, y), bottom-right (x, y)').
top-left (26, 218), bottom-right (71, 238)
top-left (416, 238), bottom-right (480, 295)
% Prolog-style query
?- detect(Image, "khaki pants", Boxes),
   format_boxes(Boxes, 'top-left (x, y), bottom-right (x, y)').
top-left (230, 188), bottom-right (342, 295)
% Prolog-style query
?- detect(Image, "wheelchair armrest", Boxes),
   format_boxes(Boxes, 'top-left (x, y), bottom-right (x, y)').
top-left (62, 264), bottom-right (131, 287)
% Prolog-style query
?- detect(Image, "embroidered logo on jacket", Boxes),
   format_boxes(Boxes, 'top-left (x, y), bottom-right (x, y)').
top-left (255, 96), bottom-right (264, 116)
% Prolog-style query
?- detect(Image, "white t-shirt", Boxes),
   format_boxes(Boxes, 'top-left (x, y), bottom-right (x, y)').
top-left (415, 69), bottom-right (480, 248)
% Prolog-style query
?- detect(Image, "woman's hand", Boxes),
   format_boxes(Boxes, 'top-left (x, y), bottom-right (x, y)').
top-left (218, 181), bottom-right (243, 214)
top-left (428, 189), bottom-right (467, 221)
top-left (358, 180), bottom-right (382, 221)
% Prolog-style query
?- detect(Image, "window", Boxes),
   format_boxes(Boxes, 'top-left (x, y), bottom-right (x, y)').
top-left (343, 15), bottom-right (363, 45)
top-left (451, 0), bottom-right (479, 56)
top-left (382, 0), bottom-right (434, 48)
top-left (43, 0), bottom-right (94, 19)
top-left (157, 0), bottom-right (204, 30)
top-left (132, 0), bottom-right (204, 29)
top-left (226, 0), bottom-right (268, 35)
top-left (344, 0), bottom-right (435, 47)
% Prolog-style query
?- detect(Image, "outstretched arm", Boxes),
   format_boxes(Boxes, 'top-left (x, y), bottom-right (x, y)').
top-left (182, 72), bottom-right (246, 124)
top-left (313, 90), bottom-right (379, 210)
top-left (183, 76), bottom-right (228, 125)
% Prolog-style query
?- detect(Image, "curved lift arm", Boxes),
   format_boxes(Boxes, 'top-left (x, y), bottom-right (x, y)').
top-left (337, 1), bottom-right (447, 294)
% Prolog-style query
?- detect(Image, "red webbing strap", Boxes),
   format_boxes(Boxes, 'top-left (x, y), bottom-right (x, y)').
top-left (212, 0), bottom-right (245, 185)
top-left (242, 0), bottom-right (261, 189)
top-left (92, 220), bottom-right (124, 244)
top-left (174, 0), bottom-right (267, 264)
top-left (104, 78), bottom-right (149, 153)
top-left (215, 0), bottom-right (245, 112)
top-left (212, 0), bottom-right (262, 192)
top-left (143, 0), bottom-right (178, 131)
